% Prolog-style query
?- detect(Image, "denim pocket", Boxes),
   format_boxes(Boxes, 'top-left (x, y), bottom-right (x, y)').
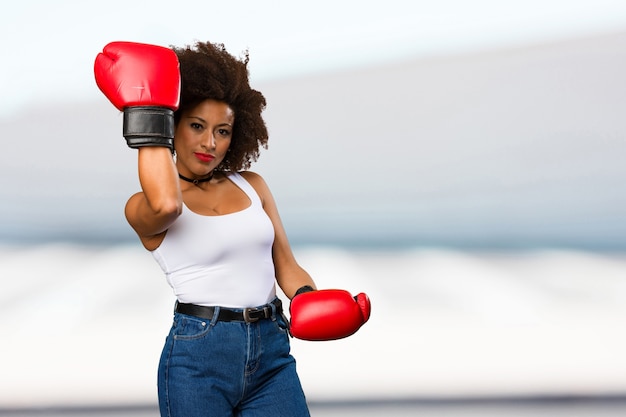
top-left (273, 312), bottom-right (290, 336)
top-left (172, 314), bottom-right (212, 340)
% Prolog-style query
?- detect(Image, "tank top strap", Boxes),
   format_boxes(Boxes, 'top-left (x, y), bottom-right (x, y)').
top-left (227, 172), bottom-right (262, 207)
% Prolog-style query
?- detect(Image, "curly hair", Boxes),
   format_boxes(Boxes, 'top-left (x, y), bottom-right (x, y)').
top-left (171, 41), bottom-right (268, 172)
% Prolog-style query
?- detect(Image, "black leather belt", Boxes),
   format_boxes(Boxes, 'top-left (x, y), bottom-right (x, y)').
top-left (175, 299), bottom-right (283, 323)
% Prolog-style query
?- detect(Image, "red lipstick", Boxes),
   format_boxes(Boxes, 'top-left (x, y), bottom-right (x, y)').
top-left (194, 152), bottom-right (214, 163)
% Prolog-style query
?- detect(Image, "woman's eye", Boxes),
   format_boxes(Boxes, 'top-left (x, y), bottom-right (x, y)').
top-left (218, 128), bottom-right (231, 137)
top-left (190, 122), bottom-right (203, 130)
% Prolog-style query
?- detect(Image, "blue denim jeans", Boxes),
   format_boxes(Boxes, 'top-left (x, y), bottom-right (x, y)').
top-left (158, 299), bottom-right (310, 417)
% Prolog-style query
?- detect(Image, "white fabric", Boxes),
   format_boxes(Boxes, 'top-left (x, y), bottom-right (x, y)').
top-left (151, 172), bottom-right (276, 308)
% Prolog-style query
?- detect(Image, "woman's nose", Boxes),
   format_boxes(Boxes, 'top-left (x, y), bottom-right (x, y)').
top-left (203, 132), bottom-right (216, 149)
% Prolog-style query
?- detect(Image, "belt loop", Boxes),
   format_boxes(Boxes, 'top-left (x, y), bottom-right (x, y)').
top-left (209, 306), bottom-right (221, 327)
top-left (276, 299), bottom-right (292, 337)
top-left (269, 299), bottom-right (278, 321)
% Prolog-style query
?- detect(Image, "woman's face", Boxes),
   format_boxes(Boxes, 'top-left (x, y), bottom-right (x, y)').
top-left (174, 99), bottom-right (235, 178)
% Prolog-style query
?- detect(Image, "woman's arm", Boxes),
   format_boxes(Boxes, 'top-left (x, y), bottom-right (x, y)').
top-left (125, 147), bottom-right (183, 250)
top-left (242, 171), bottom-right (316, 299)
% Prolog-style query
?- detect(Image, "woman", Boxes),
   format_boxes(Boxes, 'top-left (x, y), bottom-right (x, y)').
top-left (127, 41), bottom-right (314, 416)
top-left (95, 40), bottom-right (369, 417)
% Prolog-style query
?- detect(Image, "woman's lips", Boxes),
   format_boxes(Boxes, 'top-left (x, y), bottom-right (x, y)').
top-left (194, 152), bottom-right (214, 163)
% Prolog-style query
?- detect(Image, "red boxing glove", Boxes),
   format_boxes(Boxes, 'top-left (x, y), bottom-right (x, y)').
top-left (94, 41), bottom-right (181, 150)
top-left (290, 289), bottom-right (371, 341)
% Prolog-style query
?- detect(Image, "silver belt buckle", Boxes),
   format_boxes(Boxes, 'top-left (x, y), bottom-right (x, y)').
top-left (243, 308), bottom-right (260, 323)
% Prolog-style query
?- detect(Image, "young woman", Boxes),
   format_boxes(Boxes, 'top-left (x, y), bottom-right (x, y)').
top-left (95, 40), bottom-right (369, 417)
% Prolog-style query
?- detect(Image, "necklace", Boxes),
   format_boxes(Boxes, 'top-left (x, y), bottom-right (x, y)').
top-left (178, 171), bottom-right (214, 185)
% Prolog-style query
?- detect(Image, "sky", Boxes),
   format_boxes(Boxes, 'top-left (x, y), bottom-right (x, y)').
top-left (2, 0), bottom-right (626, 248)
top-left (3, 0), bottom-right (626, 116)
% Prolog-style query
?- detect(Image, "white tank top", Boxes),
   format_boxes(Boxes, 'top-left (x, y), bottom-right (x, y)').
top-left (151, 172), bottom-right (277, 308)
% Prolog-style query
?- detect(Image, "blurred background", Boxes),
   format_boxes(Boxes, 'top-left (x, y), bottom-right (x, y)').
top-left (2, 1), bottom-right (626, 416)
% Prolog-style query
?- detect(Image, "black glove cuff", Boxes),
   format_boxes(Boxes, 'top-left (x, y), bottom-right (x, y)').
top-left (294, 285), bottom-right (315, 297)
top-left (123, 106), bottom-right (175, 151)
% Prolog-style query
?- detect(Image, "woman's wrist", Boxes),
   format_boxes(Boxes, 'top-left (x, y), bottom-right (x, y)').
top-left (294, 285), bottom-right (315, 297)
